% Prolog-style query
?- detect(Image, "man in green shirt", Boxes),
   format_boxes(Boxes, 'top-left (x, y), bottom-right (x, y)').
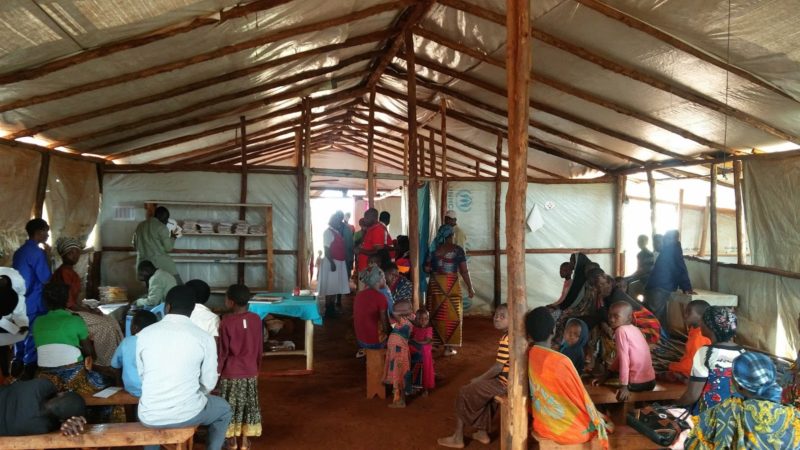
top-left (133, 207), bottom-right (180, 283)
top-left (134, 261), bottom-right (177, 308)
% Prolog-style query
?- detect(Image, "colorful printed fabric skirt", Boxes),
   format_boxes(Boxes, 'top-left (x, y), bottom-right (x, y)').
top-left (427, 273), bottom-right (463, 347)
top-left (219, 377), bottom-right (263, 438)
top-left (38, 363), bottom-right (125, 423)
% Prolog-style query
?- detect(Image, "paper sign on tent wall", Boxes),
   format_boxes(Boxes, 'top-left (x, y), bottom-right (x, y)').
top-left (526, 203), bottom-right (544, 233)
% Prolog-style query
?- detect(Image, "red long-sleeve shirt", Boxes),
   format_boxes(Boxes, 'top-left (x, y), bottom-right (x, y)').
top-left (218, 311), bottom-right (263, 379)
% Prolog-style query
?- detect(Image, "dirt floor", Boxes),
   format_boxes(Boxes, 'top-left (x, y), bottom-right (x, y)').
top-left (255, 296), bottom-right (503, 450)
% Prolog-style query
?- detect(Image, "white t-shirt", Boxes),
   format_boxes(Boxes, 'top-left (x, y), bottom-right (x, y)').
top-left (190, 303), bottom-right (220, 337)
top-left (689, 345), bottom-right (745, 381)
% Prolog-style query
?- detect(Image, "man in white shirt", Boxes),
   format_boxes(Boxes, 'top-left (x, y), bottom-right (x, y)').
top-left (187, 279), bottom-right (219, 338)
top-left (136, 285), bottom-right (231, 450)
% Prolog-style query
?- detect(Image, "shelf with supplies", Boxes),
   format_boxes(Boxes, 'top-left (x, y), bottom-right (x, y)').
top-left (144, 200), bottom-right (274, 290)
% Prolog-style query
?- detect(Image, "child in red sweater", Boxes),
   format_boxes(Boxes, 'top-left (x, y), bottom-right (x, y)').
top-left (219, 284), bottom-right (263, 450)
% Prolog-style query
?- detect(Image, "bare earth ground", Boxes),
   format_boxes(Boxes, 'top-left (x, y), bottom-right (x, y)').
top-left (253, 296), bottom-right (502, 450)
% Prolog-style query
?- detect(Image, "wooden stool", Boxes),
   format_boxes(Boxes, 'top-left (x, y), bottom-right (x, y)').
top-left (365, 348), bottom-right (386, 399)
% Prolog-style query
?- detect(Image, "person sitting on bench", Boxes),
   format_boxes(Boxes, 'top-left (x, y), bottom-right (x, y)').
top-left (0, 378), bottom-right (87, 436)
top-left (136, 285), bottom-right (232, 450)
top-left (592, 302), bottom-right (656, 401)
top-left (527, 306), bottom-right (609, 449)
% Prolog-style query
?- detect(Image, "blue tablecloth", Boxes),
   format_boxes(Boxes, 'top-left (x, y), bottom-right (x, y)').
top-left (249, 293), bottom-right (322, 326)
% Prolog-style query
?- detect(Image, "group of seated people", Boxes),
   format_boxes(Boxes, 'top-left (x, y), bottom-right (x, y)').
top-left (0, 220), bottom-right (269, 450)
top-left (438, 254), bottom-right (800, 449)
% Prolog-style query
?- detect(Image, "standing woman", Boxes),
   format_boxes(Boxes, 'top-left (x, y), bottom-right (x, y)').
top-left (425, 224), bottom-right (475, 357)
top-left (318, 213), bottom-right (350, 318)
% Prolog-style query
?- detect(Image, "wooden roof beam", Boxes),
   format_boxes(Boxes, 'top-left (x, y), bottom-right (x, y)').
top-left (0, 1), bottom-right (408, 113)
top-left (352, 104), bottom-right (565, 178)
top-left (436, 0), bottom-right (800, 144)
top-left (573, 0), bottom-right (797, 103)
top-left (404, 54), bottom-right (696, 162)
top-left (68, 64), bottom-right (370, 149)
top-left (0, 0), bottom-right (300, 84)
top-left (8, 31), bottom-right (390, 141)
top-left (109, 86), bottom-right (365, 160)
top-left (363, 0), bottom-right (435, 89)
top-left (412, 26), bottom-right (739, 156)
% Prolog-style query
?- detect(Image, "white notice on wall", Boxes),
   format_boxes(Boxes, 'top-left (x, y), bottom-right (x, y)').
top-left (526, 203), bottom-right (544, 233)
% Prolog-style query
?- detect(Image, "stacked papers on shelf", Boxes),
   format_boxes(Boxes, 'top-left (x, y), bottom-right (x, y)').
top-left (181, 220), bottom-right (199, 233)
top-left (196, 221), bottom-right (214, 233)
top-left (248, 224), bottom-right (265, 235)
top-left (232, 221), bottom-right (249, 235)
top-left (217, 221), bottom-right (234, 233)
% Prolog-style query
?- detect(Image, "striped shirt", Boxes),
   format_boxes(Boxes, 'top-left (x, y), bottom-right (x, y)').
top-left (496, 333), bottom-right (510, 385)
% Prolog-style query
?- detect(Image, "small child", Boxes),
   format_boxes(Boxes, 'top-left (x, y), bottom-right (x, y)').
top-left (110, 310), bottom-right (157, 397)
top-left (593, 301), bottom-right (655, 401)
top-left (560, 318), bottom-right (589, 374)
top-left (666, 300), bottom-right (711, 381)
top-left (410, 309), bottom-right (435, 394)
top-left (218, 284), bottom-right (263, 450)
top-left (384, 300), bottom-right (414, 408)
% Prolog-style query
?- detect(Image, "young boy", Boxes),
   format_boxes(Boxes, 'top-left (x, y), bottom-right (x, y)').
top-left (666, 300), bottom-right (711, 381)
top-left (593, 301), bottom-right (655, 401)
top-left (437, 304), bottom-right (509, 448)
top-left (111, 310), bottom-right (158, 397)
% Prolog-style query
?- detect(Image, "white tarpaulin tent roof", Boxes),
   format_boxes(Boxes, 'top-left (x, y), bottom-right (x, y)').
top-left (0, 0), bottom-right (798, 183)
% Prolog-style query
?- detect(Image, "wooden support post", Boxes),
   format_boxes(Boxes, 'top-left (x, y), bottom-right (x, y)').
top-left (710, 164), bottom-right (719, 291)
top-left (698, 197), bottom-right (710, 257)
top-left (300, 99), bottom-right (312, 290)
top-left (440, 98), bottom-right (449, 218)
top-left (504, 0), bottom-right (530, 447)
top-left (475, 161), bottom-right (480, 177)
top-left (494, 134), bottom-right (503, 307)
top-left (614, 175), bottom-right (626, 277)
top-left (403, 136), bottom-right (409, 180)
top-left (295, 127), bottom-right (305, 289)
top-left (428, 128), bottom-right (436, 178)
top-left (677, 189), bottom-right (685, 237)
top-left (34, 153), bottom-right (50, 218)
top-left (733, 161), bottom-right (745, 264)
top-left (367, 88), bottom-right (377, 208)
top-left (238, 116), bottom-right (248, 284)
top-left (419, 134), bottom-right (426, 177)
top-left (266, 206), bottom-right (274, 290)
top-left (406, 29), bottom-right (421, 312)
top-left (646, 169), bottom-right (657, 239)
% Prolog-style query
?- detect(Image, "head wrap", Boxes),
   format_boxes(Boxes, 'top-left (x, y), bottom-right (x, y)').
top-left (732, 352), bottom-right (782, 403)
top-left (359, 266), bottom-right (384, 289)
top-left (55, 237), bottom-right (82, 257)
top-left (702, 306), bottom-right (737, 342)
top-left (559, 318), bottom-right (589, 374)
top-left (445, 210), bottom-right (457, 219)
top-left (429, 224), bottom-right (454, 253)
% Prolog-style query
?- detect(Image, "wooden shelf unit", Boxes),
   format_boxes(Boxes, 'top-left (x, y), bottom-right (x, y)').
top-left (145, 200), bottom-right (274, 290)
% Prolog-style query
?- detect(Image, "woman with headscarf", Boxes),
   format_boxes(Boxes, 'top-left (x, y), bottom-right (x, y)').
top-left (685, 352), bottom-right (800, 449)
top-left (425, 224), bottom-right (474, 357)
top-left (644, 230), bottom-right (695, 329)
top-left (51, 237), bottom-right (123, 367)
top-left (675, 306), bottom-right (744, 414)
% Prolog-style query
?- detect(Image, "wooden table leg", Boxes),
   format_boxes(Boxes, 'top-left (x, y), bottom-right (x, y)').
top-left (305, 319), bottom-right (314, 371)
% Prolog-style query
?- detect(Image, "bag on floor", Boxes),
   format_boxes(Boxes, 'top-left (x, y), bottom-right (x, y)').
top-left (626, 404), bottom-right (690, 447)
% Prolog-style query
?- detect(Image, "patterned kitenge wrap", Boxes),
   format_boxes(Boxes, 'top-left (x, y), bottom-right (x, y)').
top-left (426, 243), bottom-right (466, 347)
top-left (702, 306), bottom-right (737, 342)
top-left (219, 377), bottom-right (262, 438)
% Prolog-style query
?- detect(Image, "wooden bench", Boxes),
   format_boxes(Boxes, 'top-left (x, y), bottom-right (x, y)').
top-left (365, 348), bottom-right (386, 399)
top-left (0, 422), bottom-right (196, 450)
top-left (585, 382), bottom-right (685, 424)
top-left (495, 396), bottom-right (663, 449)
top-left (82, 390), bottom-right (139, 407)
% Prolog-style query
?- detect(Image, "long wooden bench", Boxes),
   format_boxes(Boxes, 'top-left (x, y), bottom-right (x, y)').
top-left (495, 396), bottom-right (664, 449)
top-left (585, 381), bottom-right (685, 424)
top-left (0, 422), bottom-right (196, 450)
top-left (82, 390), bottom-right (139, 407)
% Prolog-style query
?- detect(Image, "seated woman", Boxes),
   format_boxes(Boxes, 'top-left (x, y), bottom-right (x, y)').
top-left (385, 263), bottom-right (413, 305)
top-left (353, 266), bottom-right (390, 353)
top-left (675, 306), bottom-right (744, 414)
top-left (685, 352), bottom-right (800, 449)
top-left (527, 306), bottom-right (609, 449)
top-left (51, 237), bottom-right (123, 367)
top-left (591, 272), bottom-right (661, 345)
top-left (33, 283), bottom-right (124, 423)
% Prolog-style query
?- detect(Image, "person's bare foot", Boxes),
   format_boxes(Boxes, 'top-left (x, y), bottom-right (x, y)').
top-left (472, 430), bottom-right (491, 445)
top-left (437, 435), bottom-right (465, 448)
top-left (388, 399), bottom-right (406, 408)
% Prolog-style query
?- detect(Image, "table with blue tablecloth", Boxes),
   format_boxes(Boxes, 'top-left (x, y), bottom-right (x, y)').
top-left (249, 293), bottom-right (321, 374)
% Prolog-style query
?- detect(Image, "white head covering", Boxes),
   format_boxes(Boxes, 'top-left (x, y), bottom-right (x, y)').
top-left (445, 210), bottom-right (457, 219)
